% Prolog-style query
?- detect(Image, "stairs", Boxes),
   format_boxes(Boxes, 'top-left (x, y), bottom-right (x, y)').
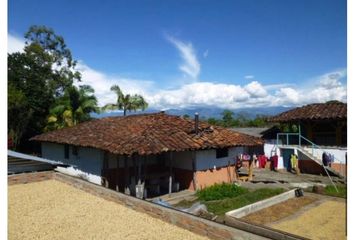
top-left (296, 146), bottom-right (346, 180)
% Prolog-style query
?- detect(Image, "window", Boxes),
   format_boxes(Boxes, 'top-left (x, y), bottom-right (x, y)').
top-left (72, 146), bottom-right (78, 156)
top-left (64, 144), bottom-right (69, 159)
top-left (216, 148), bottom-right (228, 159)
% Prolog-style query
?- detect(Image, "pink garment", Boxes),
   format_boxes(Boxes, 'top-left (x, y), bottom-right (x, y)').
top-left (270, 155), bottom-right (278, 170)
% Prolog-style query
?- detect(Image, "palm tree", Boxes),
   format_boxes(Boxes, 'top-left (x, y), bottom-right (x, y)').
top-left (102, 85), bottom-right (148, 116)
top-left (45, 85), bottom-right (99, 131)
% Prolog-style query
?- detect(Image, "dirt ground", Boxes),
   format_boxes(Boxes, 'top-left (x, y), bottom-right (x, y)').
top-left (270, 200), bottom-right (346, 240)
top-left (8, 180), bottom-right (209, 240)
top-left (242, 196), bottom-right (318, 225)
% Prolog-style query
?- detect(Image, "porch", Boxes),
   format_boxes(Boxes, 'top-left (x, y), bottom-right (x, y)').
top-left (101, 151), bottom-right (196, 198)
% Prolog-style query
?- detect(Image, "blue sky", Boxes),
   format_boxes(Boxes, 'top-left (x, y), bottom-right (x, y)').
top-left (8, 0), bottom-right (347, 109)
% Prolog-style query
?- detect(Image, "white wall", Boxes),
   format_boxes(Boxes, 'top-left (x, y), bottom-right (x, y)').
top-left (303, 146), bottom-right (347, 164)
top-left (195, 147), bottom-right (245, 171)
top-left (41, 142), bottom-right (103, 185)
top-left (264, 140), bottom-right (284, 169)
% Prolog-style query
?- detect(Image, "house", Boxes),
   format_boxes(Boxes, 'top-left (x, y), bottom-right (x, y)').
top-left (231, 126), bottom-right (285, 168)
top-left (31, 112), bottom-right (263, 197)
top-left (267, 101), bottom-right (347, 176)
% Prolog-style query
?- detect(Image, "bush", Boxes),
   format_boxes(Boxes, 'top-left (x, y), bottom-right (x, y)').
top-left (196, 183), bottom-right (249, 201)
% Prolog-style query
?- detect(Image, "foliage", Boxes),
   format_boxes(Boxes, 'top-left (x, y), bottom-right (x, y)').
top-left (204, 188), bottom-right (285, 216)
top-left (8, 25), bottom-right (94, 150)
top-left (102, 85), bottom-right (148, 116)
top-left (324, 185), bottom-right (346, 198)
top-left (45, 85), bottom-right (99, 131)
top-left (8, 84), bottom-right (33, 148)
top-left (196, 183), bottom-right (249, 201)
top-left (206, 110), bottom-right (269, 128)
top-left (280, 123), bottom-right (298, 133)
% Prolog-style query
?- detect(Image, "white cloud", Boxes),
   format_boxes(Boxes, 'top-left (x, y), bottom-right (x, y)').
top-left (8, 34), bottom-right (25, 53)
top-left (274, 87), bottom-right (300, 105)
top-left (244, 81), bottom-right (267, 98)
top-left (147, 82), bottom-right (250, 109)
top-left (166, 35), bottom-right (200, 79)
top-left (76, 62), bottom-right (155, 107)
top-left (244, 75), bottom-right (254, 79)
top-left (8, 34), bottom-right (347, 110)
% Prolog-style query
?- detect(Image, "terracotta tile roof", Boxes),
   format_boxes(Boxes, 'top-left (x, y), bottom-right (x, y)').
top-left (31, 113), bottom-right (263, 156)
top-left (268, 102), bottom-right (347, 122)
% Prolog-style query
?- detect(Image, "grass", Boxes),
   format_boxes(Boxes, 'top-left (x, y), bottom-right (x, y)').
top-left (324, 185), bottom-right (346, 198)
top-left (205, 188), bottom-right (285, 216)
top-left (196, 183), bottom-right (249, 201)
top-left (175, 183), bottom-right (285, 216)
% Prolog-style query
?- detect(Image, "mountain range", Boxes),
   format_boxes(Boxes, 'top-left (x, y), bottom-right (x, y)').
top-left (92, 106), bottom-right (293, 120)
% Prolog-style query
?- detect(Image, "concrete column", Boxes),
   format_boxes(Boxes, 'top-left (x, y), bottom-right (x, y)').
top-left (168, 152), bottom-right (172, 197)
top-left (336, 122), bottom-right (343, 146)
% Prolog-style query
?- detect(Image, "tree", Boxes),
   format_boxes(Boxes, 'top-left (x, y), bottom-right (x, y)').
top-left (102, 85), bottom-right (148, 116)
top-left (45, 85), bottom-right (99, 131)
top-left (8, 84), bottom-right (33, 148)
top-left (221, 110), bottom-right (234, 127)
top-left (8, 25), bottom-right (82, 150)
top-left (182, 114), bottom-right (190, 119)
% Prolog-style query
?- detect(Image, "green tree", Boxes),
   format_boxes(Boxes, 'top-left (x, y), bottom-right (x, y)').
top-left (221, 110), bottom-right (234, 127)
top-left (8, 25), bottom-right (82, 150)
top-left (45, 85), bottom-right (99, 131)
top-left (102, 85), bottom-right (148, 116)
top-left (8, 85), bottom-right (33, 148)
top-left (207, 117), bottom-right (218, 125)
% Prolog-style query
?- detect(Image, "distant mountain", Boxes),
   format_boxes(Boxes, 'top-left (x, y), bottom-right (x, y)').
top-left (92, 106), bottom-right (292, 119)
top-left (166, 107), bottom-right (292, 119)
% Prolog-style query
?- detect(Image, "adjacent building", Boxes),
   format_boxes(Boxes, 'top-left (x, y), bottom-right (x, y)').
top-left (268, 101), bottom-right (347, 176)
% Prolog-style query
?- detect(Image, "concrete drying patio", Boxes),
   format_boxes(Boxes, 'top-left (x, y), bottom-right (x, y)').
top-left (237, 168), bottom-right (345, 190)
top-left (239, 193), bottom-right (346, 240)
top-left (8, 180), bottom-right (209, 240)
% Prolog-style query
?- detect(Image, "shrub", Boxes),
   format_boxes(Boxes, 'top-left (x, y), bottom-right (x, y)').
top-left (196, 183), bottom-right (248, 201)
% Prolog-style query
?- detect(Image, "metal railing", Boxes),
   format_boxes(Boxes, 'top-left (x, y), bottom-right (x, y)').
top-left (276, 132), bottom-right (341, 192)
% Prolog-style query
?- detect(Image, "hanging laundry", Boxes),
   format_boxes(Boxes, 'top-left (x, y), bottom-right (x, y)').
top-left (242, 154), bottom-right (251, 161)
top-left (270, 154), bottom-right (278, 170)
top-left (290, 154), bottom-right (298, 169)
top-left (257, 155), bottom-right (268, 168)
top-left (235, 155), bottom-right (242, 169)
top-left (322, 152), bottom-right (330, 167)
top-left (252, 154), bottom-right (258, 168)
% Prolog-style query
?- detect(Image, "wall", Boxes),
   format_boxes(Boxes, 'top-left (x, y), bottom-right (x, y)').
top-left (264, 141), bottom-right (284, 169)
top-left (302, 146), bottom-right (347, 164)
top-left (41, 142), bottom-right (103, 185)
top-left (297, 149), bottom-right (346, 176)
top-left (195, 147), bottom-right (245, 171)
top-left (195, 165), bottom-right (237, 189)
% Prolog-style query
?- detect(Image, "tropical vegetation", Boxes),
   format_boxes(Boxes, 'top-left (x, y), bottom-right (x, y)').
top-left (8, 25), bottom-right (97, 150)
top-left (45, 85), bottom-right (99, 131)
top-left (102, 85), bottom-right (148, 116)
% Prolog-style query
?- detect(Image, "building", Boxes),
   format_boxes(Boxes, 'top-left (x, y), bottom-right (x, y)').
top-left (31, 112), bottom-right (263, 197)
top-left (268, 101), bottom-right (347, 176)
